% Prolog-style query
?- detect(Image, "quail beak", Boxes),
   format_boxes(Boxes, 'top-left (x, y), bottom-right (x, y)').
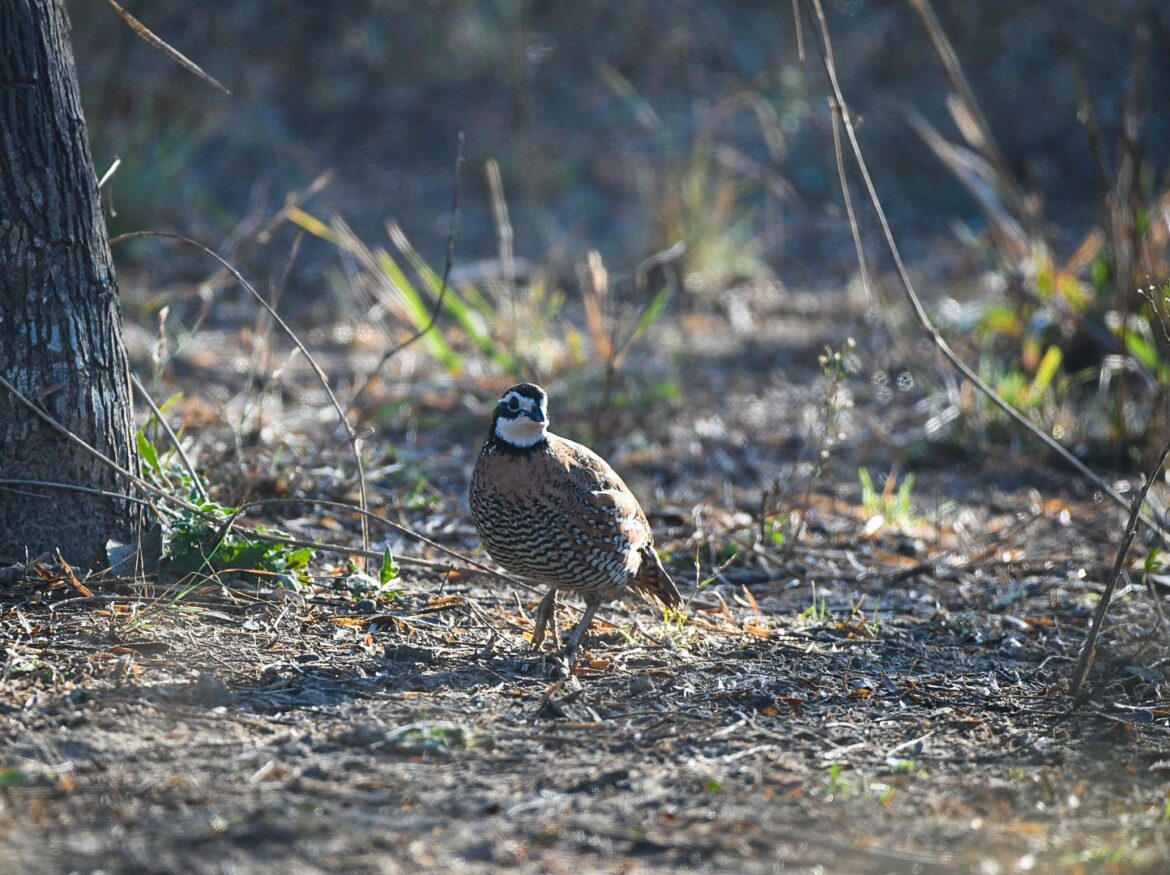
top-left (526, 407), bottom-right (546, 423)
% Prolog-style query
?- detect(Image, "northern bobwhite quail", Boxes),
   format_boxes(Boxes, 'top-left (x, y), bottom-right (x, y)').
top-left (469, 382), bottom-right (681, 665)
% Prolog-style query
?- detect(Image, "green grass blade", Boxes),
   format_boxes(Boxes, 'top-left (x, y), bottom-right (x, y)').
top-left (375, 250), bottom-right (462, 372)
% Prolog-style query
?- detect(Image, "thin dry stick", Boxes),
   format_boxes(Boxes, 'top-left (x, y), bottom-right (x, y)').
top-left (620, 241), bottom-right (686, 364)
top-left (486, 158), bottom-right (518, 353)
top-left (215, 172), bottom-right (334, 293)
top-left (790, 0), bottom-right (805, 61)
top-left (829, 97), bottom-right (872, 304)
top-left (109, 230), bottom-right (373, 566)
top-left (225, 526), bottom-right (506, 577)
top-left (351, 134), bottom-right (465, 409)
top-left (594, 242), bottom-right (685, 445)
top-left (130, 371), bottom-right (207, 501)
top-left (0, 374), bottom-right (202, 520)
top-left (238, 232), bottom-right (304, 444)
top-left (236, 497), bottom-right (539, 592)
top-left (803, 0), bottom-right (1168, 542)
top-left (106, 0), bottom-right (230, 95)
top-left (0, 377), bottom-right (488, 576)
top-left (1070, 436), bottom-right (1170, 702)
top-left (0, 479), bottom-right (160, 513)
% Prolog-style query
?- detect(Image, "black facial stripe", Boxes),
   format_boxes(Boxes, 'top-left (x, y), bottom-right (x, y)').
top-left (497, 393), bottom-right (526, 419)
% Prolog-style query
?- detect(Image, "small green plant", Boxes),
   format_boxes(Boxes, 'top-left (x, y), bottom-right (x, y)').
top-left (384, 721), bottom-right (473, 753)
top-left (799, 585), bottom-right (831, 623)
top-left (822, 762), bottom-right (895, 805)
top-left (402, 477), bottom-right (444, 512)
top-left (379, 546), bottom-right (400, 588)
top-left (858, 467), bottom-right (917, 527)
top-left (288, 206), bottom-right (674, 410)
top-left (0, 768), bottom-right (26, 789)
top-left (289, 207), bottom-right (561, 378)
top-left (335, 552), bottom-right (402, 602)
top-left (694, 546), bottom-right (741, 591)
top-left (762, 514), bottom-right (787, 549)
top-left (659, 606), bottom-right (694, 647)
top-left (602, 67), bottom-right (788, 296)
top-left (138, 431), bottom-right (315, 587)
top-left (824, 761), bottom-right (845, 800)
top-left (785, 338), bottom-right (857, 540)
top-left (977, 344), bottom-right (1064, 413)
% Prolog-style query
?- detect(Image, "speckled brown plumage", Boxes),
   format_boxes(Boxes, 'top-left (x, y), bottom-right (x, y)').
top-left (469, 383), bottom-right (680, 662)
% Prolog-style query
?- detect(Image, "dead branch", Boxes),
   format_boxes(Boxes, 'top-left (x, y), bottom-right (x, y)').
top-left (802, 0), bottom-right (1169, 543)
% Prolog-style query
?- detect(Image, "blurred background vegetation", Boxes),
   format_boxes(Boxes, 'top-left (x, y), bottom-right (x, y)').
top-left (69, 0), bottom-right (1170, 462)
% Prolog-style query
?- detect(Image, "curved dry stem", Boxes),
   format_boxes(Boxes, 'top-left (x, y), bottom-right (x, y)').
top-left (235, 496), bottom-right (540, 593)
top-left (350, 134), bottom-right (465, 409)
top-left (0, 478), bottom-right (161, 513)
top-left (1070, 437), bottom-right (1170, 703)
top-left (130, 371), bottom-right (207, 501)
top-left (109, 230), bottom-right (373, 565)
top-left (0, 375), bottom-right (434, 572)
top-left (829, 98), bottom-right (871, 305)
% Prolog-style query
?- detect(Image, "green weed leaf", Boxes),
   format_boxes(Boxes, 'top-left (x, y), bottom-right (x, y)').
top-left (380, 545), bottom-right (400, 585)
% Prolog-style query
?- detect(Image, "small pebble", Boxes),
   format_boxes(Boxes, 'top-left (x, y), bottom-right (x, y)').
top-left (383, 644), bottom-right (435, 664)
top-left (335, 724), bottom-right (386, 747)
top-left (629, 676), bottom-right (655, 696)
top-left (896, 538), bottom-right (925, 558)
top-left (188, 672), bottom-right (234, 708)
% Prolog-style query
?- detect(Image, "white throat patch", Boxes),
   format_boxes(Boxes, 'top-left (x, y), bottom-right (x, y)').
top-left (495, 415), bottom-right (547, 447)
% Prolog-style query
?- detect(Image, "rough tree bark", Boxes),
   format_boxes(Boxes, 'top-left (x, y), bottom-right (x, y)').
top-left (0, 0), bottom-right (145, 566)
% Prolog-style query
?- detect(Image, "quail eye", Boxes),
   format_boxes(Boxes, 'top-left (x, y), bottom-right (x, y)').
top-left (506, 397), bottom-right (520, 412)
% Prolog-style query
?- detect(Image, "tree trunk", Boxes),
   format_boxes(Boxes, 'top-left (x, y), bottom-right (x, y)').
top-left (0, 0), bottom-right (145, 567)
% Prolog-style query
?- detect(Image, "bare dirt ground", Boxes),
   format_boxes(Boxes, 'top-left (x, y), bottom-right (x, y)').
top-left (3, 288), bottom-right (1170, 874)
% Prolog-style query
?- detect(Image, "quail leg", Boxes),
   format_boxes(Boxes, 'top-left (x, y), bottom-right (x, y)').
top-left (530, 589), bottom-right (559, 651)
top-left (560, 595), bottom-right (603, 668)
